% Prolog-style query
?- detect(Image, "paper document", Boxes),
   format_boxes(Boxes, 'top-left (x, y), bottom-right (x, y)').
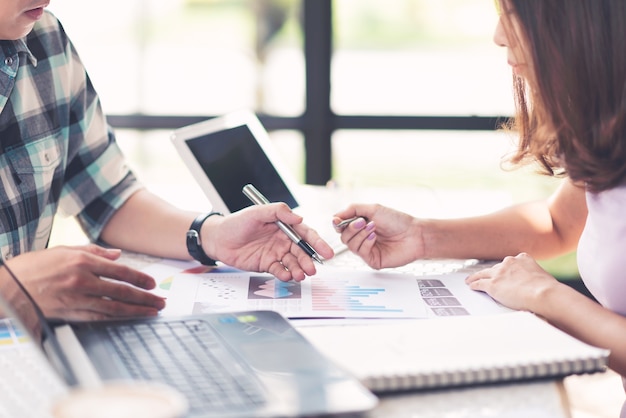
top-left (143, 259), bottom-right (511, 319)
top-left (0, 318), bottom-right (31, 348)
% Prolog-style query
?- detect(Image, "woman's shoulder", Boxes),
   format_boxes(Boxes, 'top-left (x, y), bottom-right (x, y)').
top-left (586, 183), bottom-right (626, 211)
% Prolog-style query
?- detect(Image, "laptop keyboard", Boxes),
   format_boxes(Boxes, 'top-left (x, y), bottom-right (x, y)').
top-left (105, 319), bottom-right (265, 414)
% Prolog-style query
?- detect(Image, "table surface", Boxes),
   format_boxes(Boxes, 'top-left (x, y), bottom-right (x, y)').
top-left (115, 251), bottom-right (573, 418)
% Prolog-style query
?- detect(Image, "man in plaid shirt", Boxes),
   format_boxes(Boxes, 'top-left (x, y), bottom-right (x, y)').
top-left (0, 2), bottom-right (333, 320)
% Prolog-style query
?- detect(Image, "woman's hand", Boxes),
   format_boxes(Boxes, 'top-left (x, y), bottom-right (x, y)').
top-left (332, 203), bottom-right (423, 269)
top-left (465, 253), bottom-right (561, 312)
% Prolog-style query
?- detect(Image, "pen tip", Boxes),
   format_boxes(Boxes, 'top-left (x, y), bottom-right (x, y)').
top-left (313, 254), bottom-right (324, 265)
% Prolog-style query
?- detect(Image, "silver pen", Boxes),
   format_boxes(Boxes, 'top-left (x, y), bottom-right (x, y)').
top-left (242, 184), bottom-right (324, 264)
top-left (334, 216), bottom-right (361, 230)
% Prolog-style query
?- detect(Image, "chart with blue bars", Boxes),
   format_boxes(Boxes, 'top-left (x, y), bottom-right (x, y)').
top-left (310, 278), bottom-right (403, 313)
top-left (0, 318), bottom-right (30, 347)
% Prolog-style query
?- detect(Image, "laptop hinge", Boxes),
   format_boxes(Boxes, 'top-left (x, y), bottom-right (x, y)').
top-left (48, 324), bottom-right (103, 388)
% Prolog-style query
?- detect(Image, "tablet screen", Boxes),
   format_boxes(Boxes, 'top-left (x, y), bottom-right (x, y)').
top-left (185, 124), bottom-right (299, 212)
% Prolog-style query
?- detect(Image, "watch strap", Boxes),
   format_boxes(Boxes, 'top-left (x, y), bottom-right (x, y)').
top-left (186, 212), bottom-right (223, 265)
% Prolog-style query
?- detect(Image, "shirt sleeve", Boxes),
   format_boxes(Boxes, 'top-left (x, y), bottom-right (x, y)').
top-left (54, 20), bottom-right (143, 241)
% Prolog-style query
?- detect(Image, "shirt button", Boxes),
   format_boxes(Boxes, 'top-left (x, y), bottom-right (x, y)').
top-left (4, 57), bottom-right (13, 66)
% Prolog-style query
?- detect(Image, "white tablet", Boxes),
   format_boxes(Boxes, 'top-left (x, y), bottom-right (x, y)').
top-left (170, 110), bottom-right (301, 214)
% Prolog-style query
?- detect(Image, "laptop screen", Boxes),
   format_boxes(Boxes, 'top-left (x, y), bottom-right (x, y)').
top-left (0, 268), bottom-right (45, 344)
top-left (0, 261), bottom-right (78, 386)
top-left (185, 124), bottom-right (298, 212)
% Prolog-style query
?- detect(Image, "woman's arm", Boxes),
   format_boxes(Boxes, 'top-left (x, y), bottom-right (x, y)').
top-left (421, 178), bottom-right (587, 260)
top-left (335, 178), bottom-right (587, 269)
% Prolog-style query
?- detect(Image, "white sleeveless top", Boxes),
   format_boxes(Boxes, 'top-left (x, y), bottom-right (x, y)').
top-left (577, 184), bottom-right (626, 416)
top-left (577, 184), bottom-right (626, 316)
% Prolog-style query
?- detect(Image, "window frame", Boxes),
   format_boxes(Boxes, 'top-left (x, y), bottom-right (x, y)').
top-left (107, 0), bottom-right (506, 185)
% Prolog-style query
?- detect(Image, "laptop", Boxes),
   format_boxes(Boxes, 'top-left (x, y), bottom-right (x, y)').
top-left (0, 260), bottom-right (377, 417)
top-left (170, 110), bottom-right (345, 252)
top-left (0, 317), bottom-right (68, 418)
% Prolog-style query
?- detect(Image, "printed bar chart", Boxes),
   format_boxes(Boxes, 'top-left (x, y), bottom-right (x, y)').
top-left (311, 279), bottom-right (403, 312)
top-left (0, 318), bottom-right (29, 346)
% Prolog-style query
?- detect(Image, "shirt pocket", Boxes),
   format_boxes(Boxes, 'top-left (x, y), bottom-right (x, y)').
top-left (6, 131), bottom-right (64, 194)
top-left (2, 132), bottom-right (65, 252)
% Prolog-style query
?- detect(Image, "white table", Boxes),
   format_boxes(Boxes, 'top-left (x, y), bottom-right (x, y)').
top-left (116, 251), bottom-right (573, 418)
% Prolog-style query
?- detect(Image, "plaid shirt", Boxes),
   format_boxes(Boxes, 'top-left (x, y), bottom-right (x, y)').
top-left (0, 11), bottom-right (141, 259)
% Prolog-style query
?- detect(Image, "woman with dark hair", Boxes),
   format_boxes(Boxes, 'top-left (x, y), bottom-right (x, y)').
top-left (334, 0), bottom-right (626, 406)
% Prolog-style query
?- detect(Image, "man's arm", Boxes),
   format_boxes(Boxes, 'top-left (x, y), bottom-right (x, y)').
top-left (99, 189), bottom-right (195, 261)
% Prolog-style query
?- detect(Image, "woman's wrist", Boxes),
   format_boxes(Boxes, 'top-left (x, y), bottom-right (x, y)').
top-left (526, 278), bottom-right (568, 316)
top-left (414, 218), bottom-right (435, 260)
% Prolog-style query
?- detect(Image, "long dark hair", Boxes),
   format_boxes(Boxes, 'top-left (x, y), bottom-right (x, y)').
top-left (502, 0), bottom-right (626, 192)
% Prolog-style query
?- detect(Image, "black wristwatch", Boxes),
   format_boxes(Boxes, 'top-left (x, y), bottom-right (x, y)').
top-left (186, 212), bottom-right (223, 265)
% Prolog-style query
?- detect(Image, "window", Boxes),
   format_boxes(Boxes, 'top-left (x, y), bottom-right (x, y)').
top-left (49, 1), bottom-right (574, 279)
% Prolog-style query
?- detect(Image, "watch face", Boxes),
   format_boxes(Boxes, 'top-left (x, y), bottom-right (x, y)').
top-left (187, 213), bottom-right (221, 266)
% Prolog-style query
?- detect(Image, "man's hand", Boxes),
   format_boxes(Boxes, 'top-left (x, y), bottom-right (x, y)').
top-left (205, 203), bottom-right (335, 282)
top-left (2, 245), bottom-right (166, 321)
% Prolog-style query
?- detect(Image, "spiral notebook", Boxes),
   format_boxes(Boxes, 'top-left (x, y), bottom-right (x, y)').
top-left (297, 311), bottom-right (609, 392)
